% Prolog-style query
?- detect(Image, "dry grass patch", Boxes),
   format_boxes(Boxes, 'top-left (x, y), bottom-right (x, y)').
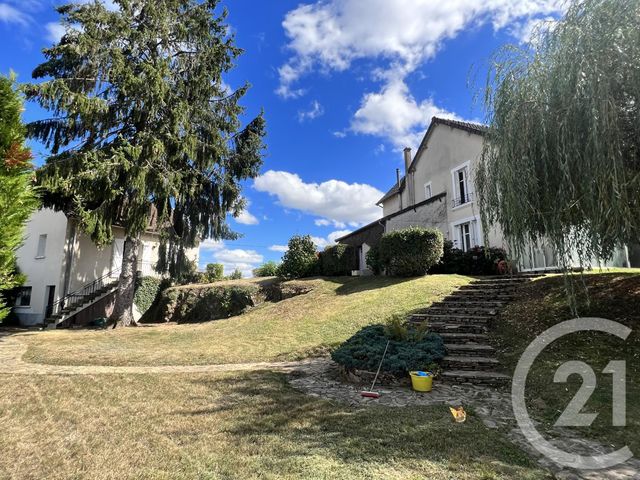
top-left (494, 271), bottom-right (640, 453)
top-left (19, 275), bottom-right (470, 367)
top-left (0, 371), bottom-right (548, 480)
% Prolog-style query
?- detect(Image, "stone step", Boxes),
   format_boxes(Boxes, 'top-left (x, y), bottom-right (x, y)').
top-left (411, 313), bottom-right (491, 324)
top-left (472, 277), bottom-right (529, 284)
top-left (460, 285), bottom-right (518, 292)
top-left (429, 323), bottom-right (488, 334)
top-left (427, 306), bottom-right (498, 316)
top-left (440, 370), bottom-right (511, 386)
top-left (446, 291), bottom-right (515, 300)
top-left (437, 299), bottom-right (507, 307)
top-left (445, 343), bottom-right (495, 356)
top-left (439, 332), bottom-right (490, 344)
top-left (443, 355), bottom-right (500, 371)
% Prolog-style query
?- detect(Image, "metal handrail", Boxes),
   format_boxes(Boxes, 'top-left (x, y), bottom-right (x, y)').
top-left (47, 268), bottom-right (121, 318)
top-left (452, 192), bottom-right (474, 207)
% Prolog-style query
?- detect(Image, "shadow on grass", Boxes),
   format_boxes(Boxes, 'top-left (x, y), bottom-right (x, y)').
top-left (330, 275), bottom-right (418, 296)
top-left (176, 371), bottom-right (545, 478)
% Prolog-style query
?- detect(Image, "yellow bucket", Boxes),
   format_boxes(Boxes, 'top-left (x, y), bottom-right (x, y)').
top-left (409, 371), bottom-right (433, 392)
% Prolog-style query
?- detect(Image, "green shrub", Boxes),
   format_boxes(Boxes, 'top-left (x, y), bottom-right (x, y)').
top-left (277, 235), bottom-right (319, 279)
top-left (134, 276), bottom-right (169, 315)
top-left (429, 241), bottom-right (508, 275)
top-left (377, 227), bottom-right (444, 276)
top-left (202, 263), bottom-right (224, 282)
top-left (227, 268), bottom-right (243, 280)
top-left (151, 284), bottom-right (261, 323)
top-left (365, 244), bottom-right (383, 275)
top-left (319, 244), bottom-right (358, 276)
top-left (253, 261), bottom-right (280, 277)
top-left (331, 324), bottom-right (446, 376)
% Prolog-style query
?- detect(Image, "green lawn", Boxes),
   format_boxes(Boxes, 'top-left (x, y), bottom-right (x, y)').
top-left (19, 275), bottom-right (471, 367)
top-left (494, 271), bottom-right (640, 454)
top-left (0, 371), bottom-right (548, 480)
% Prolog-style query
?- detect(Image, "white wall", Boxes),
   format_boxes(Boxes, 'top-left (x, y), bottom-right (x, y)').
top-left (14, 209), bottom-right (68, 326)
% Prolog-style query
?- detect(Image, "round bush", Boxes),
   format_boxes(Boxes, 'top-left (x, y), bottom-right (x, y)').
top-left (277, 235), bottom-right (319, 279)
top-left (331, 324), bottom-right (446, 376)
top-left (134, 276), bottom-right (168, 314)
top-left (377, 226), bottom-right (444, 276)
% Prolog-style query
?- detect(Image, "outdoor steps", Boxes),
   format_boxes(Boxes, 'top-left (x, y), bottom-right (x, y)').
top-left (460, 283), bottom-right (518, 291)
top-left (429, 323), bottom-right (488, 334)
top-left (443, 355), bottom-right (500, 371)
top-left (440, 370), bottom-right (511, 387)
top-left (445, 343), bottom-right (495, 357)
top-left (439, 332), bottom-right (490, 344)
top-left (427, 306), bottom-right (498, 316)
top-left (410, 313), bottom-right (491, 325)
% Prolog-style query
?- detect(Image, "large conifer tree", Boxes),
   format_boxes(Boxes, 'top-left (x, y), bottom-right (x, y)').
top-left (0, 75), bottom-right (39, 322)
top-left (27, 0), bottom-right (265, 326)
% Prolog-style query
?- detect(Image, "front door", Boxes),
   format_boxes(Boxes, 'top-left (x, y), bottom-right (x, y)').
top-left (45, 285), bottom-right (55, 318)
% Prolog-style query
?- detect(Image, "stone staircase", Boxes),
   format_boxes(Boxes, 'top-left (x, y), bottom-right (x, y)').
top-left (409, 275), bottom-right (539, 386)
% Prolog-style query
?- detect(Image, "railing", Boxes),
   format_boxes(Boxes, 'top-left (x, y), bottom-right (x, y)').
top-left (452, 192), bottom-right (474, 208)
top-left (46, 267), bottom-right (121, 320)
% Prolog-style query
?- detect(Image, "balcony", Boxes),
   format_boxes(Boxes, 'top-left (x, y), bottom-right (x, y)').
top-left (452, 192), bottom-right (474, 208)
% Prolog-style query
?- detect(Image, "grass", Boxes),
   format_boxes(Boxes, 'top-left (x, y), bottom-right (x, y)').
top-left (0, 371), bottom-right (549, 480)
top-left (19, 275), bottom-right (471, 367)
top-left (493, 271), bottom-right (640, 453)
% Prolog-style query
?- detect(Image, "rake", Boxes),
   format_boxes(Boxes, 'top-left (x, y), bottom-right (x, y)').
top-left (360, 339), bottom-right (390, 398)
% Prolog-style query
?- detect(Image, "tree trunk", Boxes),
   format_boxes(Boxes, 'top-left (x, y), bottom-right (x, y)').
top-left (111, 235), bottom-right (139, 328)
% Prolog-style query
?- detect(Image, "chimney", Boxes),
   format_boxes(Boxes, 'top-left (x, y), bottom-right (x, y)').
top-left (403, 147), bottom-right (412, 174)
top-left (396, 168), bottom-right (403, 210)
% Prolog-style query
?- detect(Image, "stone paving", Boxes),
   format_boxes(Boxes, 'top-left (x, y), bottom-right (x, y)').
top-left (1, 332), bottom-right (638, 479)
top-left (289, 359), bottom-right (640, 480)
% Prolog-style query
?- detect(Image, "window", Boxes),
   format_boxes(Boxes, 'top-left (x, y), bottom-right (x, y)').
top-left (36, 234), bottom-right (47, 258)
top-left (452, 164), bottom-right (472, 207)
top-left (424, 182), bottom-right (432, 200)
top-left (455, 220), bottom-right (478, 252)
top-left (16, 287), bottom-right (32, 307)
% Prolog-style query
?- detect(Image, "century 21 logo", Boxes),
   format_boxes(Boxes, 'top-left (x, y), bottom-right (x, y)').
top-left (511, 318), bottom-right (632, 470)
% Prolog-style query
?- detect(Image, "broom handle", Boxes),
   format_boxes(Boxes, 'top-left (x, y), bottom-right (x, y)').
top-left (369, 340), bottom-right (390, 392)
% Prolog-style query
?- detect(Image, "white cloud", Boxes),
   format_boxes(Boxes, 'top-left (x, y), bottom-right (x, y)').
top-left (298, 100), bottom-right (325, 122)
top-left (509, 16), bottom-right (557, 44)
top-left (212, 248), bottom-right (263, 277)
top-left (235, 209), bottom-right (259, 225)
top-left (351, 78), bottom-right (459, 150)
top-left (312, 230), bottom-right (353, 249)
top-left (254, 170), bottom-right (383, 226)
top-left (45, 22), bottom-right (66, 43)
top-left (332, 130), bottom-right (347, 138)
top-left (269, 245), bottom-right (289, 253)
top-left (200, 238), bottom-right (225, 251)
top-left (315, 218), bottom-right (347, 228)
top-left (278, 0), bottom-right (565, 146)
top-left (0, 3), bottom-right (29, 25)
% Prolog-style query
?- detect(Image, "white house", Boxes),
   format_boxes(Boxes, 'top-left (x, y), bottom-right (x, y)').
top-left (13, 208), bottom-right (199, 327)
top-left (338, 117), bottom-right (637, 272)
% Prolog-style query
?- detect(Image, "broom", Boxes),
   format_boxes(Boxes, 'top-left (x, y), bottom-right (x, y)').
top-left (360, 340), bottom-right (390, 398)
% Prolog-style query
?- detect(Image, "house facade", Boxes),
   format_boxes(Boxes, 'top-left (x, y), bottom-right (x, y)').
top-left (338, 116), bottom-right (636, 272)
top-left (13, 208), bottom-right (199, 327)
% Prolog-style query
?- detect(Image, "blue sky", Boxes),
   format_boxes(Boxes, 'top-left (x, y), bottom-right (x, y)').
top-left (0, 0), bottom-right (564, 275)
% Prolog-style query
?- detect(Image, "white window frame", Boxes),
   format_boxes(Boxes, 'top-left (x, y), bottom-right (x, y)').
top-left (35, 234), bottom-right (47, 259)
top-left (450, 161), bottom-right (472, 210)
top-left (450, 216), bottom-right (482, 252)
top-left (424, 181), bottom-right (432, 200)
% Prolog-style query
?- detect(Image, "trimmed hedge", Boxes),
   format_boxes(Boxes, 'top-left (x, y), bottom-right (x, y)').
top-left (134, 276), bottom-right (169, 315)
top-left (429, 241), bottom-right (508, 275)
top-left (331, 324), bottom-right (446, 376)
top-left (376, 226), bottom-right (444, 276)
top-left (152, 284), bottom-right (262, 323)
top-left (319, 244), bottom-right (358, 276)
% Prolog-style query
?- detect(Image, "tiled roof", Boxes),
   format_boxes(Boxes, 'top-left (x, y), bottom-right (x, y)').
top-left (377, 116), bottom-right (487, 204)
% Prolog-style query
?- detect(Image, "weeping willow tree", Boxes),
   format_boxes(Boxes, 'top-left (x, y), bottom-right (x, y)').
top-left (477, 0), bottom-right (640, 291)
